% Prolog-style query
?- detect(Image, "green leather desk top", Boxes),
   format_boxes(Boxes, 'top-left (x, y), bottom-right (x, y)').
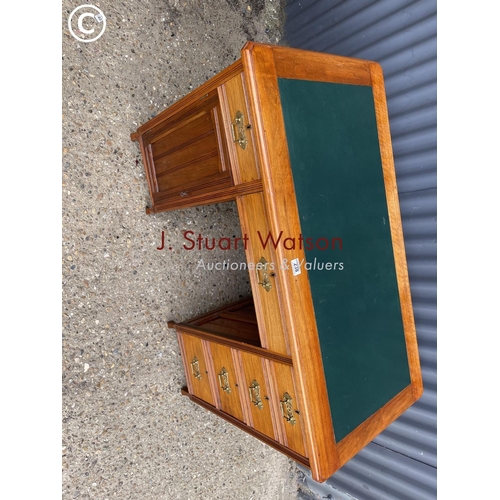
top-left (278, 78), bottom-right (411, 442)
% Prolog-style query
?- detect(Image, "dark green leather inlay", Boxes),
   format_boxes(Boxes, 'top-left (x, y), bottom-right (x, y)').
top-left (277, 78), bottom-right (411, 443)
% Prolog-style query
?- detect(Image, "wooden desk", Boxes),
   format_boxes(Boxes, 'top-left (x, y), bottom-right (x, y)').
top-left (131, 42), bottom-right (422, 482)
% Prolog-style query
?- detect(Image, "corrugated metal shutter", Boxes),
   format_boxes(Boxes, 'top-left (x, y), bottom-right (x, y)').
top-left (284, 1), bottom-right (437, 498)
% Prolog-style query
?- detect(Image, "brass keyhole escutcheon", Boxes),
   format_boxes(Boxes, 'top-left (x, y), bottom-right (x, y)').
top-left (280, 392), bottom-right (297, 426)
top-left (190, 356), bottom-right (202, 380)
top-left (218, 367), bottom-right (231, 394)
top-left (231, 110), bottom-right (248, 150)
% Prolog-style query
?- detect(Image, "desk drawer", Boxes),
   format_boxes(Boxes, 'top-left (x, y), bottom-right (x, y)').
top-left (237, 192), bottom-right (289, 355)
top-left (220, 73), bottom-right (260, 183)
top-left (208, 342), bottom-right (245, 422)
top-left (178, 333), bottom-right (215, 406)
top-left (239, 351), bottom-right (276, 440)
top-left (271, 362), bottom-right (308, 458)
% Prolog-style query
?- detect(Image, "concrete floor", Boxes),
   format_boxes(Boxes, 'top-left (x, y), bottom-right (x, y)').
top-left (62, 1), bottom-right (300, 499)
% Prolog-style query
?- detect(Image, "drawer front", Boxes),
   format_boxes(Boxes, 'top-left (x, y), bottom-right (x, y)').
top-left (208, 342), bottom-right (245, 422)
top-left (179, 334), bottom-right (214, 406)
top-left (271, 362), bottom-right (308, 458)
top-left (239, 351), bottom-right (276, 440)
top-left (220, 73), bottom-right (260, 183)
top-left (237, 192), bottom-right (289, 355)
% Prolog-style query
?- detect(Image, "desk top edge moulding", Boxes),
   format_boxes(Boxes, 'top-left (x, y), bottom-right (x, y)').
top-left (131, 42), bottom-right (423, 483)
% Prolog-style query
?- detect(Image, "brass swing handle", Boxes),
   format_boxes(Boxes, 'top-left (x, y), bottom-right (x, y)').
top-left (280, 392), bottom-right (297, 426)
top-left (231, 110), bottom-right (248, 150)
top-left (249, 379), bottom-right (264, 409)
top-left (256, 257), bottom-right (275, 292)
top-left (190, 356), bottom-right (202, 380)
top-left (218, 367), bottom-right (231, 394)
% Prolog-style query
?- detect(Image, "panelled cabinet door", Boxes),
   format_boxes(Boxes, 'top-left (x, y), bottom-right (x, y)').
top-left (141, 89), bottom-right (233, 209)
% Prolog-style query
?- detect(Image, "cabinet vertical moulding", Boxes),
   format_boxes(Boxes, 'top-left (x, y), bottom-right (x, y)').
top-left (177, 332), bottom-right (194, 395)
top-left (262, 358), bottom-right (286, 446)
top-left (231, 348), bottom-right (253, 427)
top-left (202, 340), bottom-right (221, 411)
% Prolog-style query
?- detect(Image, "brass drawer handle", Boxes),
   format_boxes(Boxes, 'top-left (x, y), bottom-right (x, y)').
top-left (231, 110), bottom-right (248, 150)
top-left (280, 392), bottom-right (297, 426)
top-left (256, 257), bottom-right (275, 292)
top-left (218, 367), bottom-right (231, 394)
top-left (190, 356), bottom-right (202, 380)
top-left (249, 379), bottom-right (264, 409)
